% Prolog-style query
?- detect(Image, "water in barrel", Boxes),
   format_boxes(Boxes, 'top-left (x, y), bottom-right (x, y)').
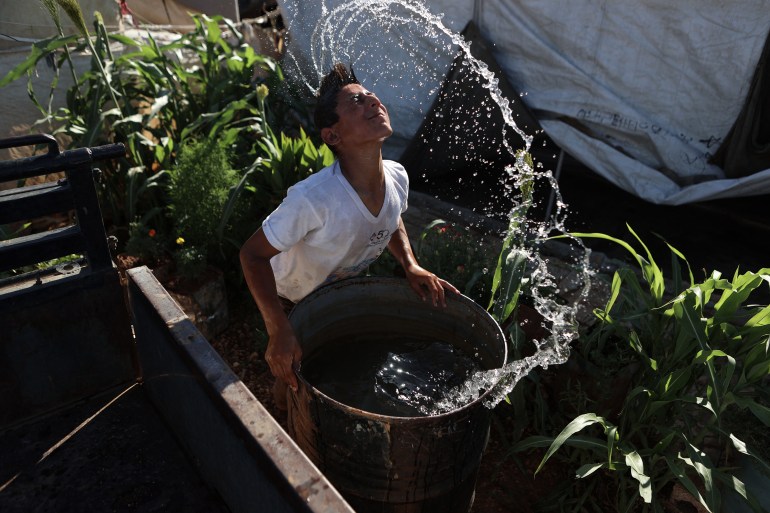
top-left (300, 337), bottom-right (481, 417)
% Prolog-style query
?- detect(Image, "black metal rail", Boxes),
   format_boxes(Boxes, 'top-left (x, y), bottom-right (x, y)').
top-left (0, 134), bottom-right (125, 275)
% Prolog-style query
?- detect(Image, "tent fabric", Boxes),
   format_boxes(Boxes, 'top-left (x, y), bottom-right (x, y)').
top-left (0, 1), bottom-right (120, 48)
top-left (710, 29), bottom-right (770, 179)
top-left (276, 0), bottom-right (770, 205)
top-left (477, 0), bottom-right (770, 204)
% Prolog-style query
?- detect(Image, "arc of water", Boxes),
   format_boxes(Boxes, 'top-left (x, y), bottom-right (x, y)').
top-left (279, 0), bottom-right (593, 414)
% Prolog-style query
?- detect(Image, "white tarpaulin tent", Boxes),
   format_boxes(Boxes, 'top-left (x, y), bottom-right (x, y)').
top-left (276, 0), bottom-right (770, 205)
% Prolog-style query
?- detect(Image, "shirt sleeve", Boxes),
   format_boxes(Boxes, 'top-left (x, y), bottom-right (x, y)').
top-left (387, 161), bottom-right (410, 213)
top-left (262, 187), bottom-right (323, 252)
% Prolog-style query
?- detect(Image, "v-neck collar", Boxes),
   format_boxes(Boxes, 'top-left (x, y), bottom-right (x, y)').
top-left (334, 160), bottom-right (388, 221)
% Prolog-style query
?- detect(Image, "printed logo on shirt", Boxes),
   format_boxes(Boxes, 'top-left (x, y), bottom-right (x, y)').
top-left (369, 229), bottom-right (390, 246)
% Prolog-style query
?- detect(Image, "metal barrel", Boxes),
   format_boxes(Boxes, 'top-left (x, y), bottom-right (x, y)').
top-left (287, 276), bottom-right (507, 513)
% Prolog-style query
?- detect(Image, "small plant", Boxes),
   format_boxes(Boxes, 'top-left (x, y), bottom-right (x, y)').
top-left (513, 226), bottom-right (770, 513)
top-left (167, 138), bottom-right (239, 281)
top-left (123, 222), bottom-right (166, 264)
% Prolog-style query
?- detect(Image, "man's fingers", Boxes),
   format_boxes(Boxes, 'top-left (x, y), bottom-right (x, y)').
top-left (410, 281), bottom-right (428, 301)
top-left (285, 370), bottom-right (299, 392)
top-left (279, 362), bottom-right (298, 391)
top-left (435, 281), bottom-right (446, 307)
top-left (267, 354), bottom-right (299, 391)
top-left (440, 278), bottom-right (461, 296)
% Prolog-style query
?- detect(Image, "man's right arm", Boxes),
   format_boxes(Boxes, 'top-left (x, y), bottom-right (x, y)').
top-left (239, 228), bottom-right (302, 391)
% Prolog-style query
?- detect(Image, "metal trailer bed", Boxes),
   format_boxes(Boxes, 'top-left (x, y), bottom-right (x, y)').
top-left (0, 134), bottom-right (354, 513)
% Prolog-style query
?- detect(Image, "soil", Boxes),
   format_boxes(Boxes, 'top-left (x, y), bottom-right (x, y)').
top-left (207, 299), bottom-right (561, 513)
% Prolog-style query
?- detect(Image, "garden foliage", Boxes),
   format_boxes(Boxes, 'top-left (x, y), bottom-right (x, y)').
top-left (511, 227), bottom-right (770, 513)
top-left (2, 3), bottom-right (329, 284)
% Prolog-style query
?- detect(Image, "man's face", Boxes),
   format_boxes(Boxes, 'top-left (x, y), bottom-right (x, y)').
top-left (329, 83), bottom-right (393, 149)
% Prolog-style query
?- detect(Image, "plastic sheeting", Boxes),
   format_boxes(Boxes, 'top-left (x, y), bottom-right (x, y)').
top-left (276, 0), bottom-right (770, 204)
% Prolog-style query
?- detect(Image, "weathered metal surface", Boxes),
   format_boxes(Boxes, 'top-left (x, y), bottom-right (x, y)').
top-left (0, 266), bottom-right (137, 428)
top-left (287, 276), bottom-right (507, 513)
top-left (0, 179), bottom-right (72, 224)
top-left (127, 266), bottom-right (355, 513)
top-left (0, 134), bottom-right (136, 426)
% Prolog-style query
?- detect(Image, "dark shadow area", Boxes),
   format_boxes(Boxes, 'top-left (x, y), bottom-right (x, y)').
top-left (0, 385), bottom-right (228, 513)
top-left (555, 153), bottom-right (770, 282)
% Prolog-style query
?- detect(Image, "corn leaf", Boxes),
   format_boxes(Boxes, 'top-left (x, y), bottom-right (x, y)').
top-left (535, 413), bottom-right (609, 474)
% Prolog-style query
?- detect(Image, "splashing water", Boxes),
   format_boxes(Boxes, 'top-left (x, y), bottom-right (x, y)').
top-left (279, 0), bottom-right (594, 414)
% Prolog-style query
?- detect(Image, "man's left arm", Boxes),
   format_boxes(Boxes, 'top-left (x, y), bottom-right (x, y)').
top-left (387, 217), bottom-right (460, 307)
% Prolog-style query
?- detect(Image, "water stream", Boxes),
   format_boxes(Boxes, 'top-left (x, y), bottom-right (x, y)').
top-left (279, 0), bottom-right (594, 415)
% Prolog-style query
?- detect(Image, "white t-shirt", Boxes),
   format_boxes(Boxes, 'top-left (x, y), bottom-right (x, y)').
top-left (262, 160), bottom-right (409, 302)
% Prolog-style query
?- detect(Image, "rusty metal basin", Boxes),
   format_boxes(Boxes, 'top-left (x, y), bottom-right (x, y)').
top-left (287, 276), bottom-right (507, 513)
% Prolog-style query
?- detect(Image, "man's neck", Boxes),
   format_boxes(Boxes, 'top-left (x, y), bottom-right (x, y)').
top-left (337, 149), bottom-right (385, 197)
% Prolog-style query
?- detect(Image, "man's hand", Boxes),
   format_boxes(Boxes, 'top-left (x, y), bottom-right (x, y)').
top-left (387, 216), bottom-right (460, 307)
top-left (404, 263), bottom-right (460, 307)
top-left (265, 326), bottom-right (303, 392)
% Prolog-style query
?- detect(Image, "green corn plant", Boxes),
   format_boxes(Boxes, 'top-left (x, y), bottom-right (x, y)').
top-left (512, 226), bottom-right (770, 513)
top-left (2, 7), bottom-right (287, 251)
top-left (487, 150), bottom-right (535, 325)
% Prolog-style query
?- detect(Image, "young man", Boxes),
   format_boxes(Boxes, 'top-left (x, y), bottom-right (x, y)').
top-left (239, 63), bottom-right (459, 407)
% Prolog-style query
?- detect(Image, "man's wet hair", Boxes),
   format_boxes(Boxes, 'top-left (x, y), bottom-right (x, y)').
top-left (314, 63), bottom-right (360, 131)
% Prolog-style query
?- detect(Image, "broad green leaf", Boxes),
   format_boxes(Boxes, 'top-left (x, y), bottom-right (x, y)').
top-left (665, 240), bottom-right (694, 288)
top-left (742, 340), bottom-right (770, 383)
top-left (511, 434), bottom-right (608, 453)
top-left (713, 272), bottom-right (764, 324)
top-left (627, 224), bottom-right (665, 300)
top-left (727, 433), bottom-right (770, 475)
top-left (651, 431), bottom-right (678, 454)
top-left (0, 34), bottom-right (79, 87)
top-left (744, 304), bottom-right (770, 329)
top-left (658, 367), bottom-right (692, 399)
top-left (682, 442), bottom-right (720, 511)
top-left (625, 451), bottom-right (652, 503)
top-left (693, 350), bottom-right (735, 405)
top-left (732, 395), bottom-right (770, 426)
top-left (676, 292), bottom-right (724, 410)
top-left (607, 426), bottom-right (618, 469)
top-left (712, 470), bottom-right (764, 513)
top-left (566, 231), bottom-right (648, 275)
top-left (665, 456), bottom-right (713, 513)
top-left (535, 413), bottom-right (609, 474)
top-left (576, 462), bottom-right (606, 479)
top-left (491, 247), bottom-right (529, 323)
